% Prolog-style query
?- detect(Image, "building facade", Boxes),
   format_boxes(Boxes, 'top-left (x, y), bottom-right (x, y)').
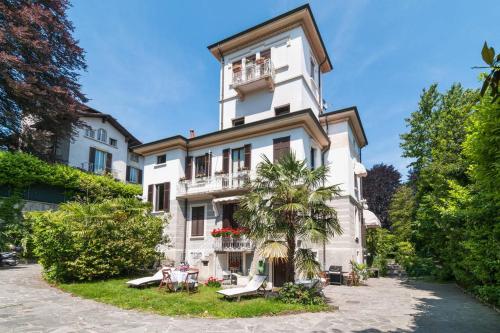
top-left (133, 5), bottom-right (379, 286)
top-left (56, 108), bottom-right (144, 184)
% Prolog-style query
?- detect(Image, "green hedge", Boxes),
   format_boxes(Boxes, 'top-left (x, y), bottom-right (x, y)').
top-left (29, 198), bottom-right (166, 282)
top-left (0, 151), bottom-right (141, 201)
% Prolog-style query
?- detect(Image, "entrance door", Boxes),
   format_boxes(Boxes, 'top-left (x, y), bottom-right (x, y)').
top-left (272, 260), bottom-right (287, 287)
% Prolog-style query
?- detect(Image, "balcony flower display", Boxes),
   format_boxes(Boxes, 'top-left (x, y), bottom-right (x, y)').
top-left (211, 227), bottom-right (248, 238)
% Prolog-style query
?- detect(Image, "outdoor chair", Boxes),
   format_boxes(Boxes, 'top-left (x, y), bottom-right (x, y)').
top-left (182, 269), bottom-right (199, 293)
top-left (126, 267), bottom-right (170, 288)
top-left (158, 268), bottom-right (174, 291)
top-left (216, 274), bottom-right (267, 301)
top-left (319, 271), bottom-right (330, 287)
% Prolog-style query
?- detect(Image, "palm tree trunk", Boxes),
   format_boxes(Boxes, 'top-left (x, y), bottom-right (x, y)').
top-left (286, 233), bottom-right (295, 282)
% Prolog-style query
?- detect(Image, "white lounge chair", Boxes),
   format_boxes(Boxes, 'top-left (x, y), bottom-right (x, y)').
top-left (216, 274), bottom-right (267, 301)
top-left (126, 269), bottom-right (165, 287)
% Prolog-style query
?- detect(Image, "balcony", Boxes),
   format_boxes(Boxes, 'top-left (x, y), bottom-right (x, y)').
top-left (177, 170), bottom-right (253, 198)
top-left (231, 58), bottom-right (275, 100)
top-left (213, 237), bottom-right (255, 252)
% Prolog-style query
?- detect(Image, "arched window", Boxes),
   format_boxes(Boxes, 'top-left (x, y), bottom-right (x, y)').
top-left (97, 128), bottom-right (107, 142)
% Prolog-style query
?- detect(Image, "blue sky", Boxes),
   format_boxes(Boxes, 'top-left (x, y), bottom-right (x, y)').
top-left (68, 0), bottom-right (500, 177)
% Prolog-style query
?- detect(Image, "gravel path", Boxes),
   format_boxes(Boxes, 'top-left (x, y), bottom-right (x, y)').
top-left (0, 265), bottom-right (498, 332)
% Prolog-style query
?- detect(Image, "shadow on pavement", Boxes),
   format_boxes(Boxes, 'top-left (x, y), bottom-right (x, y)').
top-left (353, 278), bottom-right (500, 333)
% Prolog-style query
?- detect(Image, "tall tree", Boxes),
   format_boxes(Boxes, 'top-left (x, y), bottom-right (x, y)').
top-left (235, 153), bottom-right (342, 282)
top-left (0, 0), bottom-right (87, 161)
top-left (400, 84), bottom-right (440, 178)
top-left (388, 184), bottom-right (415, 242)
top-left (362, 163), bottom-right (401, 229)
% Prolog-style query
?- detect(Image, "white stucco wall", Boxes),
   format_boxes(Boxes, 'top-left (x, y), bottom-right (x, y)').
top-left (219, 26), bottom-right (322, 130)
top-left (67, 117), bottom-right (130, 181)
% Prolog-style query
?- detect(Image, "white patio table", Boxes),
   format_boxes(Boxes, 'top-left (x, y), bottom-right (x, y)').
top-left (169, 270), bottom-right (188, 291)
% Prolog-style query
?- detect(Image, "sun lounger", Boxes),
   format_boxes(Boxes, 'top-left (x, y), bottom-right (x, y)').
top-left (126, 269), bottom-right (165, 287)
top-left (216, 274), bottom-right (267, 301)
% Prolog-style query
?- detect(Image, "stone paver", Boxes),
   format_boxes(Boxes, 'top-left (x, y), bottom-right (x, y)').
top-left (0, 265), bottom-right (498, 332)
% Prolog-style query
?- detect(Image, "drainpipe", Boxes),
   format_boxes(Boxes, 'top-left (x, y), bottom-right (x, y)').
top-left (182, 146), bottom-right (189, 263)
top-left (218, 47), bottom-right (225, 130)
top-left (321, 113), bottom-right (331, 270)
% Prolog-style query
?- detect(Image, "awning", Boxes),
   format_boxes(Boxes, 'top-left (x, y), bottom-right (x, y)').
top-left (354, 161), bottom-right (368, 177)
top-left (363, 209), bottom-right (381, 228)
top-left (213, 196), bottom-right (242, 204)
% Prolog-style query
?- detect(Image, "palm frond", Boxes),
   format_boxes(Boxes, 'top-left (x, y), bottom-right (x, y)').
top-left (258, 240), bottom-right (288, 263)
top-left (295, 248), bottom-right (321, 279)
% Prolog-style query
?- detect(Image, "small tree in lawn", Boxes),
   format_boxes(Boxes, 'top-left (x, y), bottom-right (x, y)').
top-left (235, 153), bottom-right (342, 283)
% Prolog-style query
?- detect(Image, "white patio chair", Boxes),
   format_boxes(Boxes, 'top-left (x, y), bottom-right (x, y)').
top-left (216, 275), bottom-right (267, 301)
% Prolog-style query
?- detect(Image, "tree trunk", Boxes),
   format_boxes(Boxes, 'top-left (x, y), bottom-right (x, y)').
top-left (285, 233), bottom-right (296, 283)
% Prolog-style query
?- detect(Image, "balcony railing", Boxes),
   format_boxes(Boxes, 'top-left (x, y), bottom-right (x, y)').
top-left (177, 170), bottom-right (253, 197)
top-left (231, 58), bottom-right (275, 99)
top-left (213, 237), bottom-right (255, 252)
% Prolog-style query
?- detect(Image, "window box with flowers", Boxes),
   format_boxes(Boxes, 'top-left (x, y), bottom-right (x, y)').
top-left (211, 227), bottom-right (248, 238)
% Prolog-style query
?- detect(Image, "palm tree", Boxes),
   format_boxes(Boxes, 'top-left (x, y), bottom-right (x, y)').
top-left (235, 153), bottom-right (342, 283)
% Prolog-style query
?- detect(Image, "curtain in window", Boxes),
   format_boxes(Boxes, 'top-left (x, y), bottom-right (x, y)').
top-left (94, 150), bottom-right (106, 173)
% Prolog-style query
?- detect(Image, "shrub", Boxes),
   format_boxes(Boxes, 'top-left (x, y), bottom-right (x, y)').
top-left (372, 256), bottom-right (389, 276)
top-left (278, 282), bottom-right (325, 305)
top-left (473, 285), bottom-right (500, 307)
top-left (350, 260), bottom-right (369, 284)
top-left (29, 198), bottom-right (167, 282)
top-left (205, 276), bottom-right (222, 288)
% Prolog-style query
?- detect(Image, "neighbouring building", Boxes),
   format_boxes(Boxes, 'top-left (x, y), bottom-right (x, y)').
top-left (56, 107), bottom-right (144, 185)
top-left (133, 4), bottom-right (380, 287)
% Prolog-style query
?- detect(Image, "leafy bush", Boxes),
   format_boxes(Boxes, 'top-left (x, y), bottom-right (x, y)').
top-left (205, 276), bottom-right (222, 288)
top-left (0, 151), bottom-right (141, 201)
top-left (372, 256), bottom-right (388, 276)
top-left (350, 260), bottom-right (369, 284)
top-left (29, 198), bottom-right (166, 282)
top-left (473, 285), bottom-right (500, 307)
top-left (278, 282), bottom-right (325, 305)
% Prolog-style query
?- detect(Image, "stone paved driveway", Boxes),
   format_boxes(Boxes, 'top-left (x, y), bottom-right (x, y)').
top-left (0, 265), bottom-right (498, 332)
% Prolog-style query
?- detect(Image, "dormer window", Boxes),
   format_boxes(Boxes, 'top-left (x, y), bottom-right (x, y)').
top-left (232, 117), bottom-right (245, 127)
top-left (97, 128), bottom-right (107, 142)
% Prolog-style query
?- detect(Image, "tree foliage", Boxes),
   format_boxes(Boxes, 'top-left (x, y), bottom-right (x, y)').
top-left (29, 198), bottom-right (167, 282)
top-left (235, 153), bottom-right (341, 283)
top-left (362, 163), bottom-right (401, 228)
top-left (478, 42), bottom-right (500, 101)
top-left (0, 151), bottom-right (141, 250)
top-left (398, 77), bottom-right (499, 305)
top-left (0, 0), bottom-right (87, 160)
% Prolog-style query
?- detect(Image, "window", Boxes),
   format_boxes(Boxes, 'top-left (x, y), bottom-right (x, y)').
top-left (310, 147), bottom-right (317, 170)
top-left (259, 48), bottom-right (271, 60)
top-left (232, 147), bottom-right (245, 172)
top-left (155, 183), bottom-right (165, 211)
top-left (195, 155), bottom-right (208, 177)
top-left (191, 206), bottom-right (205, 237)
top-left (109, 138), bottom-right (117, 147)
top-left (97, 128), bottom-right (107, 142)
top-left (232, 117), bottom-right (245, 127)
top-left (156, 154), bottom-right (166, 164)
top-left (354, 173), bottom-right (359, 200)
top-left (94, 149), bottom-right (107, 173)
top-left (310, 57), bottom-right (316, 79)
top-left (273, 136), bottom-right (290, 163)
top-left (85, 127), bottom-right (95, 138)
top-left (130, 153), bottom-right (139, 162)
top-left (275, 105), bottom-right (290, 116)
top-left (128, 166), bottom-right (141, 184)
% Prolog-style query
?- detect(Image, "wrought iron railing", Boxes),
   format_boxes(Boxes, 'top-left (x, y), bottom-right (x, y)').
top-left (177, 170), bottom-right (254, 196)
top-left (232, 58), bottom-right (274, 86)
top-left (213, 237), bottom-right (255, 252)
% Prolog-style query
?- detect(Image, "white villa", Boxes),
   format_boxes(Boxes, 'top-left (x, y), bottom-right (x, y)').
top-left (133, 4), bottom-right (380, 287)
top-left (56, 107), bottom-right (144, 184)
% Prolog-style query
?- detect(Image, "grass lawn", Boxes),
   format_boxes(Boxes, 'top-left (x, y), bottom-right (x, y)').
top-left (58, 278), bottom-right (330, 318)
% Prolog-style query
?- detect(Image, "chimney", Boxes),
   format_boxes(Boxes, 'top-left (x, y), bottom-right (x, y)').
top-left (189, 129), bottom-right (196, 138)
